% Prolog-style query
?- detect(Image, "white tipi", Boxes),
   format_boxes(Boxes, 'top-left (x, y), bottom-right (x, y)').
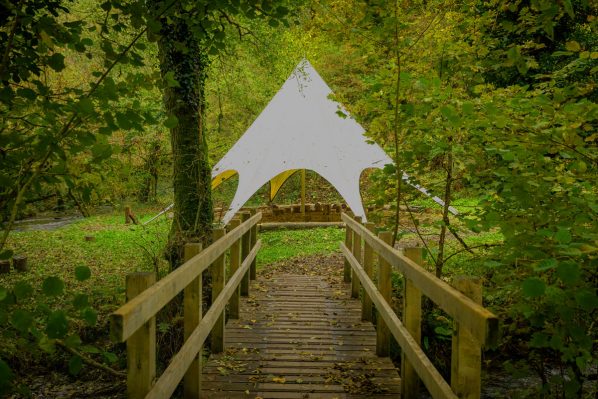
top-left (212, 59), bottom-right (456, 224)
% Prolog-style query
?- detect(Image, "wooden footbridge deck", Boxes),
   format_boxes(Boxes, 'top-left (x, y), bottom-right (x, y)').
top-left (202, 273), bottom-right (400, 398)
top-left (110, 211), bottom-right (499, 399)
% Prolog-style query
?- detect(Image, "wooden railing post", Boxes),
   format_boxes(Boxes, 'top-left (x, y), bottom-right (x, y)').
top-left (249, 209), bottom-right (258, 280)
top-left (402, 247), bottom-right (423, 398)
top-left (351, 215), bottom-right (362, 299)
top-left (211, 229), bottom-right (226, 354)
top-left (376, 231), bottom-right (392, 357)
top-left (228, 219), bottom-right (241, 319)
top-left (240, 212), bottom-right (251, 296)
top-left (126, 272), bottom-right (156, 399)
top-left (362, 222), bottom-right (375, 322)
top-left (343, 214), bottom-right (353, 283)
top-left (183, 243), bottom-right (202, 399)
top-left (451, 276), bottom-right (483, 399)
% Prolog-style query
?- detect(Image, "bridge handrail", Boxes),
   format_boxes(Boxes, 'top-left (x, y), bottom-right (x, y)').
top-left (110, 212), bottom-right (261, 342)
top-left (340, 212), bottom-right (499, 399)
top-left (342, 213), bottom-right (498, 346)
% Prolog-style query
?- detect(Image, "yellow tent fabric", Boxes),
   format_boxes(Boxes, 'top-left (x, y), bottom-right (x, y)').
top-left (269, 170), bottom-right (298, 200)
top-left (211, 170), bottom-right (237, 190)
top-left (212, 169), bottom-right (299, 201)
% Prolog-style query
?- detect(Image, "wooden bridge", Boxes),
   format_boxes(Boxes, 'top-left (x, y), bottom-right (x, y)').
top-left (110, 211), bottom-right (498, 399)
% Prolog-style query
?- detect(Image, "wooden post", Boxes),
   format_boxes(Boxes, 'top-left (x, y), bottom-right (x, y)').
top-left (125, 206), bottom-right (139, 225)
top-left (361, 222), bottom-right (375, 322)
top-left (300, 169), bottom-right (306, 219)
top-left (402, 247), bottom-right (423, 398)
top-left (343, 216), bottom-right (352, 283)
top-left (183, 243), bottom-right (202, 399)
top-left (13, 255), bottom-right (27, 272)
top-left (451, 276), bottom-right (483, 399)
top-left (0, 259), bottom-right (10, 274)
top-left (249, 209), bottom-right (257, 280)
top-left (240, 212), bottom-right (251, 297)
top-left (211, 229), bottom-right (226, 354)
top-left (228, 219), bottom-right (241, 319)
top-left (126, 272), bottom-right (156, 399)
top-left (351, 216), bottom-right (362, 299)
top-left (376, 231), bottom-right (392, 357)
top-left (324, 204), bottom-right (331, 222)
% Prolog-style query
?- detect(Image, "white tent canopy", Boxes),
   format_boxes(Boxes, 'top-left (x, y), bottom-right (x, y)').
top-left (212, 59), bottom-right (456, 225)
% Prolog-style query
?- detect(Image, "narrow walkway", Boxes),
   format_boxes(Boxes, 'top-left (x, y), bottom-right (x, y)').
top-left (201, 260), bottom-right (401, 398)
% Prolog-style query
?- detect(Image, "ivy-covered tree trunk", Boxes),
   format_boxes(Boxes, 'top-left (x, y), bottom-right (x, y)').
top-left (155, 12), bottom-right (213, 269)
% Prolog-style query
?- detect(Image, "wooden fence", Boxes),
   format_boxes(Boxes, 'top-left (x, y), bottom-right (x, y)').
top-left (340, 212), bottom-right (499, 399)
top-left (110, 211), bottom-right (262, 399)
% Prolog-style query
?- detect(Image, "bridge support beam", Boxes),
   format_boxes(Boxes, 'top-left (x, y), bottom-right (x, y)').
top-left (183, 243), bottom-right (202, 399)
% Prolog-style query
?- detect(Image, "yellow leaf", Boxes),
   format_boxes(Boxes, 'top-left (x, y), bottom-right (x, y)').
top-left (565, 41), bottom-right (581, 52)
top-left (272, 376), bottom-right (286, 383)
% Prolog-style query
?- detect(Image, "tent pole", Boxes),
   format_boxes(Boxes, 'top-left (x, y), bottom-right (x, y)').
top-left (301, 169), bottom-right (306, 219)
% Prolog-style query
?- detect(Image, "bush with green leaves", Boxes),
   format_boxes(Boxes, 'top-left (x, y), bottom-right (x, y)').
top-left (0, 265), bottom-right (118, 395)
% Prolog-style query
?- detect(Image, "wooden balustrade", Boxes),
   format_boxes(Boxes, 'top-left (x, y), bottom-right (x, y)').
top-left (340, 212), bottom-right (498, 399)
top-left (110, 212), bottom-right (262, 399)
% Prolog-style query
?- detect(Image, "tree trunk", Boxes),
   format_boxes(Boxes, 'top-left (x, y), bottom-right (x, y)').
top-left (154, 8), bottom-right (213, 270)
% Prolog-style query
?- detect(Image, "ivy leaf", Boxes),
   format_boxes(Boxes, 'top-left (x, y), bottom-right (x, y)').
top-left (72, 293), bottom-right (89, 310)
top-left (0, 287), bottom-right (6, 302)
top-left (81, 308), bottom-right (97, 326)
top-left (68, 355), bottom-right (83, 376)
top-left (556, 262), bottom-right (580, 285)
top-left (48, 53), bottom-right (66, 71)
top-left (575, 290), bottom-right (598, 312)
top-left (91, 143), bottom-right (112, 161)
top-left (76, 98), bottom-right (94, 115)
top-left (555, 228), bottom-right (572, 244)
top-left (164, 115), bottom-right (178, 129)
top-left (42, 277), bottom-right (64, 296)
top-left (74, 266), bottom-right (91, 281)
top-left (522, 278), bottom-right (545, 297)
top-left (64, 334), bottom-right (82, 349)
top-left (46, 310), bottom-right (68, 339)
top-left (11, 309), bottom-right (33, 333)
top-left (102, 351), bottom-right (118, 364)
top-left (13, 281), bottom-right (33, 300)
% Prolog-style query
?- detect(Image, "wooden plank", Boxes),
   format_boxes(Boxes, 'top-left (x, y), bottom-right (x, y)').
top-left (110, 212), bottom-right (262, 342)
top-left (351, 215), bottom-right (362, 299)
top-left (362, 222), bottom-right (375, 322)
top-left (125, 272), bottom-right (156, 399)
top-left (146, 240), bottom-right (261, 399)
top-left (402, 247), bottom-right (423, 398)
top-left (341, 213), bottom-right (498, 346)
top-left (211, 229), bottom-right (226, 354)
top-left (240, 212), bottom-right (250, 296)
top-left (341, 242), bottom-right (458, 399)
top-left (451, 276), bottom-right (483, 399)
top-left (183, 243), bottom-right (202, 399)
top-left (376, 232), bottom-right (392, 357)
top-left (228, 219), bottom-right (241, 319)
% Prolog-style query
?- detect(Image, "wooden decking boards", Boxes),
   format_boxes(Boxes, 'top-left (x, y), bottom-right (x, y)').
top-left (201, 273), bottom-right (401, 398)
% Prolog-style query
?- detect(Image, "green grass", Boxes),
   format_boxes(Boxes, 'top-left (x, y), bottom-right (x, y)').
top-left (1, 212), bottom-right (170, 311)
top-left (258, 227), bottom-right (344, 267)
